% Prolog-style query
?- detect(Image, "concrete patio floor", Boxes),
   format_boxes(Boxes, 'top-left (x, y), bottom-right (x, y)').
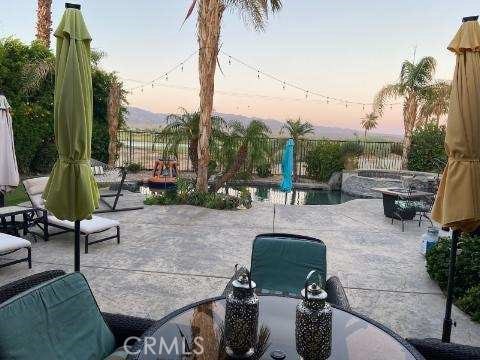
top-left (1, 192), bottom-right (479, 346)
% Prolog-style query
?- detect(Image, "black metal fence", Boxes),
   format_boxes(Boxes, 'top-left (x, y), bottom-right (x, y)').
top-left (116, 129), bottom-right (403, 176)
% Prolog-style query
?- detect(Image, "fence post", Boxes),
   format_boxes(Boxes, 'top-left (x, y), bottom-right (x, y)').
top-left (129, 131), bottom-right (133, 165)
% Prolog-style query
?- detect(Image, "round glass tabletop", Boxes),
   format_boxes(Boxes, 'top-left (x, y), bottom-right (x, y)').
top-left (136, 295), bottom-right (423, 359)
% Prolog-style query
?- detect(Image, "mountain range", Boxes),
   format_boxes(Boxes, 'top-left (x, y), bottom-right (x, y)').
top-left (126, 106), bottom-right (402, 141)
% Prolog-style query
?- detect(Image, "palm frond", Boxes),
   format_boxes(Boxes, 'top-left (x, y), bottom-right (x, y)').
top-left (224, 0), bottom-right (282, 31)
top-left (373, 84), bottom-right (402, 117)
top-left (21, 57), bottom-right (55, 94)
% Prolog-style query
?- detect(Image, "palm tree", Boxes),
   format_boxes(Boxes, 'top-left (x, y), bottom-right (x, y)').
top-left (36, 0), bottom-right (53, 48)
top-left (419, 81), bottom-right (451, 125)
top-left (361, 112), bottom-right (379, 139)
top-left (183, 0), bottom-right (282, 192)
top-left (211, 120), bottom-right (271, 192)
top-left (373, 56), bottom-right (438, 169)
top-left (159, 109), bottom-right (225, 173)
top-left (280, 118), bottom-right (314, 181)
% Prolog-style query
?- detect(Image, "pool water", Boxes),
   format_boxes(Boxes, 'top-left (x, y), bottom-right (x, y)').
top-left (141, 185), bottom-right (357, 205)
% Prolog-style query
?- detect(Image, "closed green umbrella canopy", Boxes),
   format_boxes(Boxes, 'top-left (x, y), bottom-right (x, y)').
top-left (43, 6), bottom-right (99, 221)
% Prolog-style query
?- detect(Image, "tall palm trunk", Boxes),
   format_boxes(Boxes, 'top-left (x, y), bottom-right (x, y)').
top-left (196, 0), bottom-right (223, 192)
top-left (189, 137), bottom-right (199, 172)
top-left (211, 144), bottom-right (248, 192)
top-left (36, 0), bottom-right (52, 48)
top-left (402, 94), bottom-right (418, 169)
top-left (107, 81), bottom-right (121, 166)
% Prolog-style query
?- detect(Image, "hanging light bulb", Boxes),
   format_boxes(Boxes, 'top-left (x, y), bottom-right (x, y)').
top-left (282, 82), bottom-right (286, 90)
top-left (141, 87), bottom-right (144, 93)
top-left (305, 90), bottom-right (309, 99)
top-left (326, 97), bottom-right (330, 104)
top-left (151, 82), bottom-right (154, 88)
top-left (390, 105), bottom-right (393, 110)
top-left (345, 102), bottom-right (348, 108)
top-left (257, 71), bottom-right (260, 79)
top-left (165, 73), bottom-right (168, 81)
top-left (362, 104), bottom-right (365, 111)
top-left (228, 56), bottom-right (232, 65)
top-left (181, 63), bottom-right (184, 72)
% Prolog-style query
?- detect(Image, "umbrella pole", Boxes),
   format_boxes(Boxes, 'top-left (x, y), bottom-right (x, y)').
top-left (442, 229), bottom-right (461, 342)
top-left (74, 220), bottom-right (81, 272)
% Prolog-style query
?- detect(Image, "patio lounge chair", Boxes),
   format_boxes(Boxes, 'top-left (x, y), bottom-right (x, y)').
top-left (91, 159), bottom-right (144, 214)
top-left (23, 177), bottom-right (120, 253)
top-left (224, 233), bottom-right (350, 310)
top-left (407, 338), bottom-right (480, 360)
top-left (0, 232), bottom-right (31, 269)
top-left (0, 270), bottom-right (155, 359)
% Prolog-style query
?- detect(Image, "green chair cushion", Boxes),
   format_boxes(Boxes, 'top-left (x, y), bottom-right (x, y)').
top-left (0, 272), bottom-right (116, 360)
top-left (250, 234), bottom-right (327, 296)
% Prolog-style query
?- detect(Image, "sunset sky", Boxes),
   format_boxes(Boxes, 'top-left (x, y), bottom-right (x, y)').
top-left (3, 1), bottom-right (479, 134)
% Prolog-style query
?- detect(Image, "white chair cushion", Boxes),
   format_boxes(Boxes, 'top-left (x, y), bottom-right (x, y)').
top-left (47, 215), bottom-right (119, 235)
top-left (0, 233), bottom-right (31, 254)
top-left (23, 177), bottom-right (49, 196)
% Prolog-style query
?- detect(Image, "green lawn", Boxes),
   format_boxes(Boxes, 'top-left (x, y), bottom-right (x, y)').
top-left (5, 184), bottom-right (29, 206)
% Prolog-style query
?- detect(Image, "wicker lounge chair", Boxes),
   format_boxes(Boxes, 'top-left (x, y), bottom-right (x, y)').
top-left (224, 233), bottom-right (351, 310)
top-left (0, 270), bottom-right (155, 359)
top-left (23, 177), bottom-right (120, 253)
top-left (407, 338), bottom-right (480, 360)
top-left (0, 232), bottom-right (31, 269)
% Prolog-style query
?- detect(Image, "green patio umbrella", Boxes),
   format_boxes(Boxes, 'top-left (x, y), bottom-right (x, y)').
top-left (43, 3), bottom-right (99, 272)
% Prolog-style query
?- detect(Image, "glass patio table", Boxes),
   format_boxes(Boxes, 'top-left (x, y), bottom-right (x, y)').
top-left (136, 295), bottom-right (424, 359)
top-left (0, 206), bottom-right (35, 236)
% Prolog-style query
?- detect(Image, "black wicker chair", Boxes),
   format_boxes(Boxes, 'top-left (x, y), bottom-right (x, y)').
top-left (0, 270), bottom-right (156, 349)
top-left (407, 338), bottom-right (480, 360)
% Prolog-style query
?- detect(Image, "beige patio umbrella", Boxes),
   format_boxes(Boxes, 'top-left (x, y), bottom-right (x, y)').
top-left (431, 15), bottom-right (480, 342)
top-left (0, 92), bottom-right (20, 207)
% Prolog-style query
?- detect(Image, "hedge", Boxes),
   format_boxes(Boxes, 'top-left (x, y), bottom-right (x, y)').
top-left (0, 38), bottom-right (126, 174)
top-left (426, 234), bottom-right (480, 322)
top-left (306, 142), bottom-right (344, 182)
top-left (407, 122), bottom-right (446, 173)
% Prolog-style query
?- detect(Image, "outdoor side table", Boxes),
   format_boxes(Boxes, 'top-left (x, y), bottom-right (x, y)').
top-left (0, 206), bottom-right (36, 237)
top-left (135, 295), bottom-right (424, 360)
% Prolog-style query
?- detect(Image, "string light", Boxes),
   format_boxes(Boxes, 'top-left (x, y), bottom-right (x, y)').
top-left (125, 49), bottom-right (401, 110)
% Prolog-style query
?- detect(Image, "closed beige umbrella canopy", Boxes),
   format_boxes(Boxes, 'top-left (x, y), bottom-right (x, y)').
top-left (432, 19), bottom-right (480, 233)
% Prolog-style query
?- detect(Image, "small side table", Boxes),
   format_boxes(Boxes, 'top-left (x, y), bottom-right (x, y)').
top-left (0, 206), bottom-right (36, 237)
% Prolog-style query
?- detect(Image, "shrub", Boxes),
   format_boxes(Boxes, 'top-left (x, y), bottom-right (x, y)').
top-left (426, 234), bottom-right (480, 322)
top-left (31, 141), bottom-right (57, 174)
top-left (458, 285), bottom-right (480, 322)
top-left (306, 142), bottom-right (344, 182)
top-left (408, 122), bottom-right (446, 172)
top-left (0, 38), bottom-right (126, 174)
top-left (126, 162), bottom-right (142, 173)
top-left (256, 163), bottom-right (272, 178)
top-left (143, 180), bottom-right (251, 210)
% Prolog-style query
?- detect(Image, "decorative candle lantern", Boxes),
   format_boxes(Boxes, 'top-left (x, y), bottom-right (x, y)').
top-left (224, 266), bottom-right (259, 358)
top-left (295, 270), bottom-right (332, 360)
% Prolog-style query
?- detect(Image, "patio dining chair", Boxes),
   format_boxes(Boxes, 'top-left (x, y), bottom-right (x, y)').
top-left (23, 177), bottom-right (120, 253)
top-left (224, 233), bottom-right (350, 310)
top-left (91, 159), bottom-right (144, 214)
top-left (0, 270), bottom-right (156, 360)
top-left (391, 186), bottom-right (436, 232)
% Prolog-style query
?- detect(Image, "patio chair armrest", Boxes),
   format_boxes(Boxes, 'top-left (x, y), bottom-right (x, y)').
top-left (102, 312), bottom-right (156, 347)
top-left (0, 270), bottom-right (66, 304)
top-left (326, 276), bottom-right (351, 311)
top-left (407, 338), bottom-right (480, 360)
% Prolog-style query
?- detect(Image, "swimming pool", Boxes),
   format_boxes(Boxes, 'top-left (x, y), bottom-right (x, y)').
top-left (141, 185), bottom-right (358, 205)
